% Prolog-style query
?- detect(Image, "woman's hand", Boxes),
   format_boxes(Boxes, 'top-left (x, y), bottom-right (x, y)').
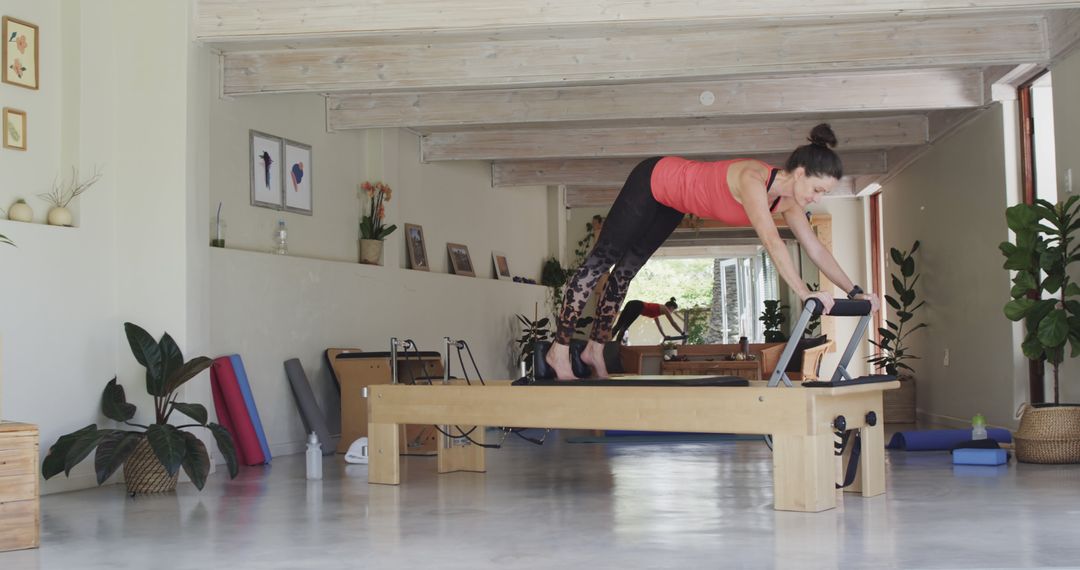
top-left (802, 291), bottom-right (834, 314)
top-left (854, 292), bottom-right (880, 313)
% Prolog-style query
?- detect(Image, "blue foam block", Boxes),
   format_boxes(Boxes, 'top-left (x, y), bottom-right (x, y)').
top-left (230, 354), bottom-right (272, 463)
top-left (953, 448), bottom-right (1008, 465)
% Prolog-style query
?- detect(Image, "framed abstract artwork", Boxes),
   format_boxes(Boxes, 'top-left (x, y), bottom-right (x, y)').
top-left (283, 139), bottom-right (312, 215)
top-left (250, 130), bottom-right (283, 210)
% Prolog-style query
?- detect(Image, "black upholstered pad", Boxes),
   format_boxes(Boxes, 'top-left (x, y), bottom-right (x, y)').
top-left (524, 376), bottom-right (749, 387)
top-left (801, 374), bottom-right (896, 388)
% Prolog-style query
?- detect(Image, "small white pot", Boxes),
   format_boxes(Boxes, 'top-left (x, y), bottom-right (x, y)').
top-left (8, 202), bottom-right (32, 222)
top-left (47, 206), bottom-right (73, 226)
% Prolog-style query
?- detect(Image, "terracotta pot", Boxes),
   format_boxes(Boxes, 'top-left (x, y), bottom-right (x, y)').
top-left (359, 238), bottom-right (384, 265)
top-left (47, 206), bottom-right (72, 226)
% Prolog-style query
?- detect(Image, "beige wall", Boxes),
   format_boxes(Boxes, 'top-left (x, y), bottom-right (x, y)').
top-left (880, 107), bottom-right (1017, 426)
top-left (1052, 47), bottom-right (1080, 405)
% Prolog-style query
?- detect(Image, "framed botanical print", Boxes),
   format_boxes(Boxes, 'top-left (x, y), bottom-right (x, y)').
top-left (3, 17), bottom-right (38, 90)
top-left (3, 108), bottom-right (26, 150)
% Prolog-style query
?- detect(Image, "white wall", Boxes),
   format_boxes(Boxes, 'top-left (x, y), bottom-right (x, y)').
top-left (1051, 47), bottom-right (1080, 405)
top-left (880, 107), bottom-right (1017, 426)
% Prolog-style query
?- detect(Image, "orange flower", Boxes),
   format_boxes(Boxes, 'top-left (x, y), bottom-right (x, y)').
top-left (382, 187), bottom-right (392, 201)
top-left (15, 35), bottom-right (27, 54)
top-left (377, 205), bottom-right (386, 220)
top-left (10, 58), bottom-right (23, 78)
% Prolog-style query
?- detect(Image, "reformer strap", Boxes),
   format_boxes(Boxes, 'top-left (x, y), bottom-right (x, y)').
top-left (836, 430), bottom-right (861, 489)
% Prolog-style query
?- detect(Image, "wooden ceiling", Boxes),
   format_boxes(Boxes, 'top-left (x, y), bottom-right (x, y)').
top-left (196, 1), bottom-right (1080, 206)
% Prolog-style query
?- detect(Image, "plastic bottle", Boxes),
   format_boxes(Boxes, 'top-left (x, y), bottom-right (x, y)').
top-left (274, 219), bottom-right (288, 255)
top-left (306, 432), bottom-right (323, 480)
top-left (972, 413), bottom-right (987, 440)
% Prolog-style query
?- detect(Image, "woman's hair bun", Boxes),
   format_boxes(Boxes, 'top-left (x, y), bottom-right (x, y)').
top-left (808, 123), bottom-right (838, 149)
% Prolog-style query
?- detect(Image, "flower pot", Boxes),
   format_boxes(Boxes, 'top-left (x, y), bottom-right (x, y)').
top-left (883, 375), bottom-right (917, 423)
top-left (123, 438), bottom-right (179, 494)
top-left (7, 201), bottom-right (32, 222)
top-left (1014, 403), bottom-right (1080, 464)
top-left (47, 206), bottom-right (72, 226)
top-left (359, 238), bottom-right (384, 265)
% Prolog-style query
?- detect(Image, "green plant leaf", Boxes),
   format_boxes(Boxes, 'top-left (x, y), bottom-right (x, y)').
top-left (1004, 298), bottom-right (1035, 321)
top-left (172, 402), bottom-right (208, 425)
top-left (879, 329), bottom-right (897, 341)
top-left (179, 431), bottom-right (211, 490)
top-left (42, 425), bottom-right (97, 480)
top-left (1037, 309), bottom-right (1070, 348)
top-left (377, 224), bottom-right (397, 240)
top-left (164, 357), bottom-right (213, 395)
top-left (885, 295), bottom-right (901, 310)
top-left (125, 322), bottom-right (164, 396)
top-left (901, 289), bottom-right (915, 307)
top-left (910, 240), bottom-right (921, 254)
top-left (101, 377), bottom-right (136, 422)
top-left (1067, 300), bottom-right (1080, 316)
top-left (897, 310), bottom-right (913, 322)
top-left (1027, 299), bottom-right (1058, 326)
top-left (64, 428), bottom-right (114, 476)
top-left (901, 257), bottom-right (914, 278)
top-left (890, 248), bottom-right (904, 266)
top-left (208, 423), bottom-right (239, 478)
top-left (1022, 334), bottom-right (1044, 360)
top-left (146, 424), bottom-right (186, 477)
top-left (1006, 203), bottom-right (1039, 231)
top-left (1066, 283), bottom-right (1080, 298)
top-left (158, 332), bottom-right (184, 386)
top-left (891, 275), bottom-right (904, 295)
top-left (1043, 274), bottom-right (1064, 294)
top-left (94, 431), bottom-right (142, 485)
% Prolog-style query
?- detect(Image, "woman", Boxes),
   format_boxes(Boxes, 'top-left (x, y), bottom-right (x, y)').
top-left (611, 297), bottom-right (684, 344)
top-left (546, 124), bottom-right (879, 380)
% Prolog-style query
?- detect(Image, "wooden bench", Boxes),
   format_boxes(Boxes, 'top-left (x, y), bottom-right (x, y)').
top-left (365, 377), bottom-right (898, 513)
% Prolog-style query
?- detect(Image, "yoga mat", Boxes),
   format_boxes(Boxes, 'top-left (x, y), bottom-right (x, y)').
top-left (567, 433), bottom-right (761, 444)
top-left (230, 355), bottom-right (272, 464)
top-left (210, 357), bottom-right (266, 466)
top-left (887, 428), bottom-right (1012, 451)
top-left (284, 358), bottom-right (335, 456)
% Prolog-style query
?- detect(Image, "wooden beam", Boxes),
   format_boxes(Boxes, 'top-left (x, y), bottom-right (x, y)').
top-left (197, 1), bottom-right (1080, 40)
top-left (423, 116), bottom-right (927, 162)
top-left (493, 151), bottom-right (887, 187)
top-left (1048, 9), bottom-right (1080, 59)
top-left (327, 69), bottom-right (985, 129)
top-left (221, 16), bottom-right (1046, 95)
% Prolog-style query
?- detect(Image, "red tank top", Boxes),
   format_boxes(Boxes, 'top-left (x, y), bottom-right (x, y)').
top-left (650, 157), bottom-right (780, 225)
top-left (641, 302), bottom-right (664, 319)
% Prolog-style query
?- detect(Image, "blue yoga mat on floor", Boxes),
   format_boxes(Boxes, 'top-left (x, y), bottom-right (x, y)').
top-left (230, 354), bottom-right (272, 463)
top-left (887, 428), bottom-right (1011, 451)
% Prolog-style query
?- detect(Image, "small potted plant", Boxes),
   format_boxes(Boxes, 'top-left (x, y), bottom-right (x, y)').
top-left (1000, 197), bottom-right (1080, 463)
top-left (868, 241), bottom-right (925, 423)
top-left (760, 300), bottom-right (788, 342)
top-left (42, 322), bottom-right (240, 493)
top-left (358, 181), bottom-right (397, 265)
top-left (38, 166), bottom-right (102, 226)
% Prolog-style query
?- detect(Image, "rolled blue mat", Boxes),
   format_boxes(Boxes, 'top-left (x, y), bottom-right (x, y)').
top-left (887, 428), bottom-right (1012, 451)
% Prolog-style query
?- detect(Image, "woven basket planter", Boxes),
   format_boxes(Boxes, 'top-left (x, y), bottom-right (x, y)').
top-left (1014, 403), bottom-right (1080, 464)
top-left (123, 438), bottom-right (179, 494)
top-left (883, 375), bottom-right (916, 423)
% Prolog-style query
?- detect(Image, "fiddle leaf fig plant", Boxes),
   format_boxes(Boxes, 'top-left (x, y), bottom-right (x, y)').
top-left (1000, 197), bottom-right (1080, 404)
top-left (42, 322), bottom-right (239, 490)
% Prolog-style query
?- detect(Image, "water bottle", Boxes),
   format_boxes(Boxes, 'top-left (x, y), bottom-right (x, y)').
top-left (273, 219), bottom-right (288, 255)
top-left (971, 413), bottom-right (987, 440)
top-left (305, 432), bottom-right (323, 480)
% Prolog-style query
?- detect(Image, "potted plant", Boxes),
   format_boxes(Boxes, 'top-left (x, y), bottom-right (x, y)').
top-left (868, 241), bottom-right (925, 423)
top-left (1000, 197), bottom-right (1080, 463)
top-left (541, 256), bottom-right (567, 312)
top-left (516, 305), bottom-right (553, 378)
top-left (42, 322), bottom-right (240, 493)
top-left (760, 300), bottom-right (788, 342)
top-left (358, 181), bottom-right (397, 265)
top-left (37, 166), bottom-right (102, 226)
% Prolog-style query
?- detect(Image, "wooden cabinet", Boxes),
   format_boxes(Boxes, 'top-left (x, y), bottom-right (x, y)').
top-left (0, 422), bottom-right (39, 552)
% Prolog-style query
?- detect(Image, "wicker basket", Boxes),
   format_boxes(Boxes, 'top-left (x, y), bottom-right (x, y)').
top-left (123, 438), bottom-right (179, 494)
top-left (883, 375), bottom-right (916, 423)
top-left (1014, 403), bottom-right (1080, 464)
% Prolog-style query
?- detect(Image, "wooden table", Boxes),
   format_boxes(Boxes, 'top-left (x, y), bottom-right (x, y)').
top-left (365, 377), bottom-right (899, 513)
top-left (661, 357), bottom-right (763, 380)
top-left (0, 422), bottom-right (39, 552)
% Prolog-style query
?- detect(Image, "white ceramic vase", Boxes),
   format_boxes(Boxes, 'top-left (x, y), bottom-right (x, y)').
top-left (8, 201), bottom-right (32, 222)
top-left (47, 206), bottom-right (72, 227)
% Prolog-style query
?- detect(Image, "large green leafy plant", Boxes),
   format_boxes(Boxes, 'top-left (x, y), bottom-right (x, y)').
top-left (42, 322), bottom-right (239, 490)
top-left (760, 300), bottom-right (787, 342)
top-left (869, 242), bottom-right (926, 376)
top-left (1000, 197), bottom-right (1080, 404)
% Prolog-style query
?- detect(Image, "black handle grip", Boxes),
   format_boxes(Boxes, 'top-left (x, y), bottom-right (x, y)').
top-left (806, 298), bottom-right (871, 316)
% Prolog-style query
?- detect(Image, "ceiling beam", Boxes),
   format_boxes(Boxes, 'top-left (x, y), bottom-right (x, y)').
top-left (422, 116), bottom-right (927, 162)
top-left (221, 15), bottom-right (1046, 95)
top-left (493, 151), bottom-right (887, 187)
top-left (327, 69), bottom-right (985, 130)
top-left (565, 177), bottom-right (857, 208)
top-left (197, 1), bottom-right (1080, 41)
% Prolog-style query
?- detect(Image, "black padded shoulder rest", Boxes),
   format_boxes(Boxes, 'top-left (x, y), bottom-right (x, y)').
top-left (522, 377), bottom-right (749, 387)
top-left (802, 374), bottom-right (896, 388)
top-left (336, 351), bottom-right (442, 359)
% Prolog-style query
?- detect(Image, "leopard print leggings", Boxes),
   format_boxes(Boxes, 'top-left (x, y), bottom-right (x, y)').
top-left (555, 157), bottom-right (684, 344)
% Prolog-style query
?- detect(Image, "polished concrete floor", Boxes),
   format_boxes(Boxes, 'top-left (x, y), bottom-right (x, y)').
top-left (4, 429), bottom-right (1080, 569)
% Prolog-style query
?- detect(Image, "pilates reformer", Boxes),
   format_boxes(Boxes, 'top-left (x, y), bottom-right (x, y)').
top-left (364, 299), bottom-right (897, 513)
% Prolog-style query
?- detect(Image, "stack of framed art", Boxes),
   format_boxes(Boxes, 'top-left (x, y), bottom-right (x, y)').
top-left (250, 130), bottom-right (313, 215)
top-left (2, 16), bottom-right (38, 152)
top-left (403, 223), bottom-right (515, 281)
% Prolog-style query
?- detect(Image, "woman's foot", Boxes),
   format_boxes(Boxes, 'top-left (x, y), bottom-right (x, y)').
top-left (544, 342), bottom-right (577, 380)
top-left (580, 340), bottom-right (609, 379)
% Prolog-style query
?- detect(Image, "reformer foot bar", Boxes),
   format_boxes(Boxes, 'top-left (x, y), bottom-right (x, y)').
top-left (365, 299), bottom-right (897, 513)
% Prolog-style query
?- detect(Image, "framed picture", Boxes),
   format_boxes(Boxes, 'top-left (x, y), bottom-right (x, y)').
top-left (3, 108), bottom-right (26, 151)
top-left (404, 223), bottom-right (429, 271)
top-left (283, 139), bottom-right (312, 215)
top-left (250, 130), bottom-right (283, 210)
top-left (447, 243), bottom-right (475, 277)
top-left (492, 251), bottom-right (511, 280)
top-left (2, 17), bottom-right (38, 90)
